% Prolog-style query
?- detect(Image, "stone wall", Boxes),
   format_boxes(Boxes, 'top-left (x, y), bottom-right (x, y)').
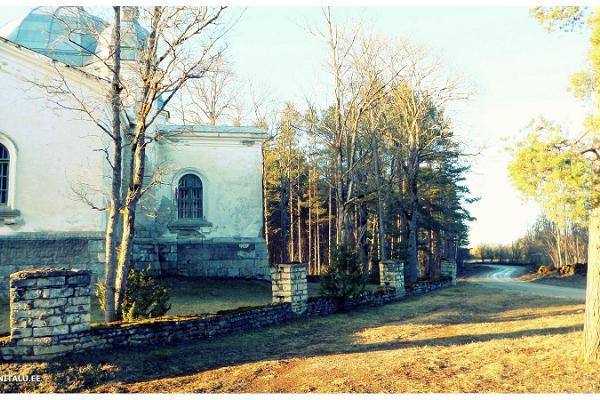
top-left (159, 238), bottom-right (270, 280)
top-left (0, 268), bottom-right (453, 362)
top-left (0, 233), bottom-right (103, 298)
top-left (271, 263), bottom-right (308, 314)
top-left (132, 240), bottom-right (161, 275)
top-left (440, 259), bottom-right (457, 285)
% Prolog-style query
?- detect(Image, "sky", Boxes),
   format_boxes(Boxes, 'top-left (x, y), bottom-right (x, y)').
top-left (0, 6), bottom-right (591, 247)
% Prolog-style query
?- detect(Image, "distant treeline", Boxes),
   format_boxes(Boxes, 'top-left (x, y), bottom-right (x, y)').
top-left (470, 215), bottom-right (588, 268)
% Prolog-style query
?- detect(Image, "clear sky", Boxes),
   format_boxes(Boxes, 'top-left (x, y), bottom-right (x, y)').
top-left (0, 6), bottom-right (591, 246)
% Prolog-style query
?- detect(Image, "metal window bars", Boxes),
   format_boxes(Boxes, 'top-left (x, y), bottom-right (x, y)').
top-left (0, 144), bottom-right (9, 205)
top-left (177, 174), bottom-right (203, 219)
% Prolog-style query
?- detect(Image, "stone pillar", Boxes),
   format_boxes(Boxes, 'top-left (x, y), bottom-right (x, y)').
top-left (379, 260), bottom-right (405, 297)
top-left (441, 259), bottom-right (457, 285)
top-left (270, 263), bottom-right (308, 314)
top-left (9, 268), bottom-right (91, 358)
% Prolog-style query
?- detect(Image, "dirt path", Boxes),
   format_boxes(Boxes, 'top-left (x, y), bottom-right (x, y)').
top-left (465, 264), bottom-right (585, 300)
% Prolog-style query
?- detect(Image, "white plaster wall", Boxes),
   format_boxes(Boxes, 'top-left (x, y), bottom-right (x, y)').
top-left (0, 44), bottom-right (107, 234)
top-left (154, 136), bottom-right (264, 239)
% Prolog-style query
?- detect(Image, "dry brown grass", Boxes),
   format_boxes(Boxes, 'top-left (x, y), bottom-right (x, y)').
top-left (1, 282), bottom-right (599, 393)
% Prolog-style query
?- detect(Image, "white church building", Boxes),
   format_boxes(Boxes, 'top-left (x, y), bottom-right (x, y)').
top-left (0, 7), bottom-right (270, 297)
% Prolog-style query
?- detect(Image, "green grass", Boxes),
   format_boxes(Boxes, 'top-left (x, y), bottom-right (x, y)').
top-left (1, 277), bottom-right (375, 334)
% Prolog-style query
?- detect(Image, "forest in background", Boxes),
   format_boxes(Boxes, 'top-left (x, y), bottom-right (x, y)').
top-left (172, 12), bottom-right (475, 281)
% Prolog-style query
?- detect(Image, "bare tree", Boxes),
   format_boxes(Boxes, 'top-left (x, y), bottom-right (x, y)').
top-left (113, 6), bottom-right (229, 319)
top-left (384, 42), bottom-right (468, 283)
top-left (309, 8), bottom-right (399, 248)
top-left (177, 53), bottom-right (237, 125)
top-left (26, 6), bottom-right (230, 321)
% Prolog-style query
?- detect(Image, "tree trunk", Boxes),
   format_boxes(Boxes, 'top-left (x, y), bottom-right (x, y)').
top-left (335, 149), bottom-right (348, 245)
top-left (279, 174), bottom-right (290, 263)
top-left (316, 185), bottom-right (322, 274)
top-left (407, 209), bottom-right (419, 283)
top-left (297, 158), bottom-right (303, 262)
top-left (103, 6), bottom-right (122, 322)
top-left (328, 181), bottom-right (333, 265)
top-left (308, 168), bottom-right (313, 273)
top-left (262, 142), bottom-right (269, 257)
top-left (289, 170), bottom-right (295, 261)
top-left (583, 144), bottom-right (600, 363)
top-left (372, 139), bottom-right (388, 261)
top-left (406, 170), bottom-right (419, 283)
top-left (114, 7), bottom-right (159, 319)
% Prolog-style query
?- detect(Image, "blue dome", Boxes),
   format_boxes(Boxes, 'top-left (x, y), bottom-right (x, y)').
top-left (0, 7), bottom-right (107, 67)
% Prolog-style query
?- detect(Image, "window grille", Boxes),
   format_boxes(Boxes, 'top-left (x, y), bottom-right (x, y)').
top-left (0, 144), bottom-right (9, 205)
top-left (177, 174), bottom-right (203, 219)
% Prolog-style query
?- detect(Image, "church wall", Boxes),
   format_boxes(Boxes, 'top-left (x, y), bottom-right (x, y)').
top-left (0, 42), bottom-right (271, 289)
top-left (151, 136), bottom-right (265, 239)
top-left (0, 42), bottom-right (110, 296)
top-left (0, 43), bottom-right (107, 235)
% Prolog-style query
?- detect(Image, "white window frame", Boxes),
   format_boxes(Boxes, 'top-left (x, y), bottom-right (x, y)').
top-left (0, 132), bottom-right (17, 210)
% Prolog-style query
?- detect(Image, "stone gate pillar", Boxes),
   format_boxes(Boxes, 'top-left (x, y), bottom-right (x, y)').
top-left (441, 259), bottom-right (457, 286)
top-left (270, 263), bottom-right (308, 314)
top-left (379, 260), bottom-right (405, 297)
top-left (9, 268), bottom-right (91, 359)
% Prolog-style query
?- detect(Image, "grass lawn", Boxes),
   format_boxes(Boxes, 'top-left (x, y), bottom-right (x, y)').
top-left (2, 282), bottom-right (599, 393)
top-left (0, 277), bottom-right (372, 335)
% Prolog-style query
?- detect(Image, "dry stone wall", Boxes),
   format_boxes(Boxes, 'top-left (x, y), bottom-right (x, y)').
top-left (0, 266), bottom-right (454, 362)
top-left (2, 268), bottom-right (91, 360)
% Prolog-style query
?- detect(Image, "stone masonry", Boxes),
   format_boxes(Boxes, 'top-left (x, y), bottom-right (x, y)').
top-left (4, 268), bottom-right (91, 360)
top-left (379, 260), bottom-right (406, 297)
top-left (270, 263), bottom-right (308, 314)
top-left (159, 238), bottom-right (270, 280)
top-left (0, 233), bottom-right (103, 298)
top-left (0, 266), bottom-right (453, 361)
top-left (0, 235), bottom-right (270, 299)
top-left (441, 259), bottom-right (457, 285)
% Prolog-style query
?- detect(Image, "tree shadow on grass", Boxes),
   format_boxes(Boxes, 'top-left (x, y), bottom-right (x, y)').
top-left (0, 283), bottom-right (586, 393)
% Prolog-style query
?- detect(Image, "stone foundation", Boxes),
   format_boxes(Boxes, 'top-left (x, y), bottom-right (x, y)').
top-left (270, 263), bottom-right (308, 314)
top-left (0, 235), bottom-right (270, 298)
top-left (441, 259), bottom-right (457, 285)
top-left (0, 232), bottom-right (103, 298)
top-left (379, 260), bottom-right (405, 296)
top-left (159, 238), bottom-right (270, 280)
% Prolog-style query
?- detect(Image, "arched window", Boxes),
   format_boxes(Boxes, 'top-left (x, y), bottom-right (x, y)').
top-left (0, 143), bottom-right (9, 206)
top-left (177, 174), bottom-right (203, 219)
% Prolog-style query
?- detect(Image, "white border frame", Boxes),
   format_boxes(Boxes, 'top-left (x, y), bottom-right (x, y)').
top-left (0, 131), bottom-right (17, 210)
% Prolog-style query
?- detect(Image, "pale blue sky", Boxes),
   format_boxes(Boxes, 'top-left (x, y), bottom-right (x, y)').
top-left (0, 6), bottom-right (591, 246)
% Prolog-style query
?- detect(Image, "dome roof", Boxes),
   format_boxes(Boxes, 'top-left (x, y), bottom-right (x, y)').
top-left (95, 7), bottom-right (148, 63)
top-left (0, 7), bottom-right (107, 67)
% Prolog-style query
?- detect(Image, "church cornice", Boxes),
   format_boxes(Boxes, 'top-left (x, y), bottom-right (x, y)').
top-left (0, 36), bottom-right (109, 93)
top-left (156, 124), bottom-right (269, 144)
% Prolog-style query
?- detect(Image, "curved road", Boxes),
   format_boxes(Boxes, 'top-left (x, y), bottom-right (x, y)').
top-left (465, 264), bottom-right (585, 300)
